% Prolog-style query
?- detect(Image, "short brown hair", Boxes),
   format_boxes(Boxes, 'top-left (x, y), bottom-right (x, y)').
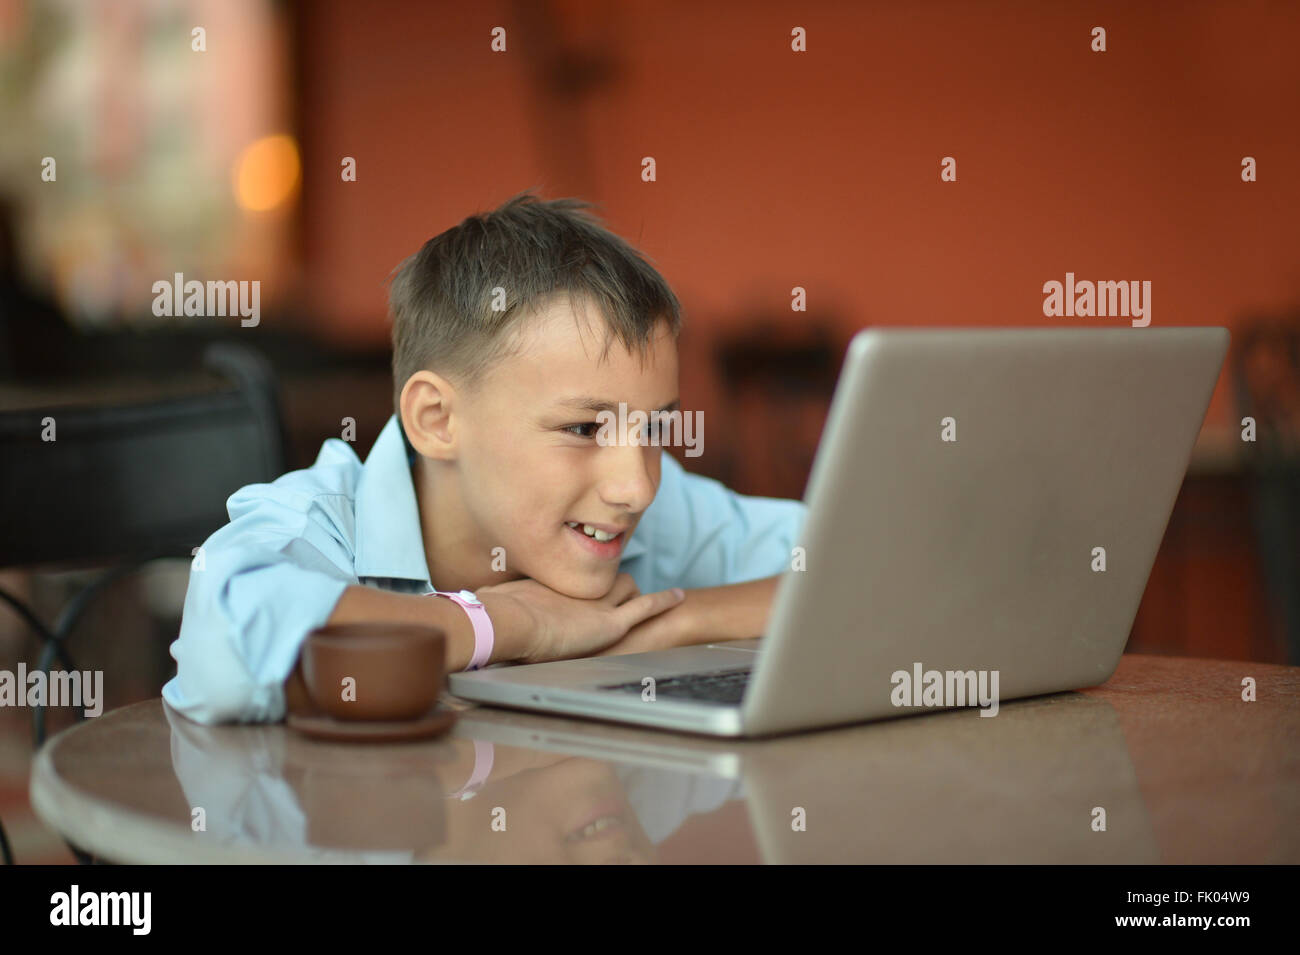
top-left (388, 191), bottom-right (683, 410)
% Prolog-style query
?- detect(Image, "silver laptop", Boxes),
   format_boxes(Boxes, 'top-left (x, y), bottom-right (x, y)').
top-left (448, 327), bottom-right (1229, 737)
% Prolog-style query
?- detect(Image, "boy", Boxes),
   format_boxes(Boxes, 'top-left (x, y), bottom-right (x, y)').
top-left (163, 193), bottom-right (806, 724)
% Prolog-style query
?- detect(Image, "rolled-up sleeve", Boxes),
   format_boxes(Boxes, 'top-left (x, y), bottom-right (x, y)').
top-left (627, 454), bottom-right (808, 592)
top-left (161, 477), bottom-right (358, 726)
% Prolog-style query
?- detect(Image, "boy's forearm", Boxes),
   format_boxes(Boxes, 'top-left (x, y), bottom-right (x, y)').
top-left (597, 575), bottom-right (781, 657)
top-left (677, 575), bottom-right (779, 642)
top-left (284, 585), bottom-right (531, 709)
top-left (283, 575), bottom-right (780, 705)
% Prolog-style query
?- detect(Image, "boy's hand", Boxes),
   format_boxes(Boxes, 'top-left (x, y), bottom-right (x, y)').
top-left (595, 575), bottom-right (781, 656)
top-left (476, 574), bottom-right (685, 664)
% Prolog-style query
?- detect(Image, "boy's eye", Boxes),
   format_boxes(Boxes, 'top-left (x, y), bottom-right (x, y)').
top-left (560, 420), bottom-right (654, 441)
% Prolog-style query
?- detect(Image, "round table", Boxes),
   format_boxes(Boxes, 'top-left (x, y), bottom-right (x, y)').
top-left (29, 654), bottom-right (1300, 864)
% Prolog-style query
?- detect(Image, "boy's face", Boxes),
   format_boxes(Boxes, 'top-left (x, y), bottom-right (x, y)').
top-left (450, 297), bottom-right (679, 599)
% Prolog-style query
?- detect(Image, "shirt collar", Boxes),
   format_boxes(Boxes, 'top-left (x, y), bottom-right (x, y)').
top-left (353, 415), bottom-right (433, 582)
top-left (353, 414), bottom-right (650, 582)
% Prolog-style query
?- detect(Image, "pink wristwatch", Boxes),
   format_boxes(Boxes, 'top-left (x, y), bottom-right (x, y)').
top-left (430, 589), bottom-right (494, 671)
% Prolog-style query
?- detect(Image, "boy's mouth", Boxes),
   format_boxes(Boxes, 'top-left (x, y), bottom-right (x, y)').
top-left (564, 520), bottom-right (627, 558)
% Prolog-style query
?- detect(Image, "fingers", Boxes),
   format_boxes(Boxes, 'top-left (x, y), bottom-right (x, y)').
top-left (613, 587), bottom-right (685, 631)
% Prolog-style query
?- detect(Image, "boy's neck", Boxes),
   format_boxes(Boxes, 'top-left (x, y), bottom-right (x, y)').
top-left (412, 455), bottom-right (519, 593)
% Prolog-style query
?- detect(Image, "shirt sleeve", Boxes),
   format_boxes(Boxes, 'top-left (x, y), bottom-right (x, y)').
top-left (161, 452), bottom-right (360, 726)
top-left (163, 701), bottom-right (416, 862)
top-left (614, 763), bottom-right (745, 845)
top-left (626, 453), bottom-right (807, 592)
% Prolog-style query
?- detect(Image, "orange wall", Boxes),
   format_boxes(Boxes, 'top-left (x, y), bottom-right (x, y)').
top-left (296, 0), bottom-right (1300, 433)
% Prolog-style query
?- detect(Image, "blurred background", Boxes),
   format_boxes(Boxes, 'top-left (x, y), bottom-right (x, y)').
top-left (0, 0), bottom-right (1298, 860)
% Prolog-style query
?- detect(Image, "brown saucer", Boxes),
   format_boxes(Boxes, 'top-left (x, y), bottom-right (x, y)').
top-left (287, 706), bottom-right (458, 743)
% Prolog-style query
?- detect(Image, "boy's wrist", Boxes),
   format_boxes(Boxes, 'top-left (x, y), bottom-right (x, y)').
top-left (475, 591), bottom-right (533, 665)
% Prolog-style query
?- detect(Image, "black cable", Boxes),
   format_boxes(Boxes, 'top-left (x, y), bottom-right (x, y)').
top-left (30, 561), bottom-right (155, 747)
top-left (0, 584), bottom-right (82, 747)
top-left (4, 556), bottom-right (168, 745)
top-left (68, 842), bottom-right (94, 865)
top-left (32, 635), bottom-right (61, 747)
top-left (53, 562), bottom-right (148, 641)
top-left (0, 560), bottom-right (172, 863)
top-left (0, 585), bottom-right (85, 747)
top-left (0, 586), bottom-right (77, 670)
top-left (0, 816), bottom-right (12, 865)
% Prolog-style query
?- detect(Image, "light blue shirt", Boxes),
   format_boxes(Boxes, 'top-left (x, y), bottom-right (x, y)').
top-left (162, 415), bottom-right (807, 725)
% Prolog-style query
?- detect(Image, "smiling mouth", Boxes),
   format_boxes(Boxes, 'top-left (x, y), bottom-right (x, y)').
top-left (565, 813), bottom-right (626, 843)
top-left (564, 521), bottom-right (625, 543)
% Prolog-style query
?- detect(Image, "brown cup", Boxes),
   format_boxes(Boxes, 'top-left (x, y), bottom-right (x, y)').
top-left (299, 623), bottom-right (446, 721)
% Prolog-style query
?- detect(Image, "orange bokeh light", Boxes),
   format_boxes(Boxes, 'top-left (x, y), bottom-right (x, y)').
top-left (233, 134), bottom-right (301, 212)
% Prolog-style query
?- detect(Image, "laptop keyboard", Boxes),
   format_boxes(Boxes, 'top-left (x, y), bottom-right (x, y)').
top-left (599, 667), bottom-right (753, 705)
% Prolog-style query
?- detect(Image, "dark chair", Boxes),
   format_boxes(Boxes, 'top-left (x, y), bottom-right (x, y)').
top-left (0, 341), bottom-right (286, 863)
top-left (713, 319), bottom-right (842, 500)
top-left (1230, 316), bottom-right (1300, 664)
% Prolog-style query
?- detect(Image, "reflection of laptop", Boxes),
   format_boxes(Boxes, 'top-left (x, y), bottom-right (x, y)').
top-left (451, 693), bottom-right (1161, 863)
top-left (450, 327), bottom-right (1229, 737)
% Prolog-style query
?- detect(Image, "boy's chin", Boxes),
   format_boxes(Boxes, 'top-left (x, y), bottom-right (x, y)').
top-left (530, 567), bottom-right (619, 601)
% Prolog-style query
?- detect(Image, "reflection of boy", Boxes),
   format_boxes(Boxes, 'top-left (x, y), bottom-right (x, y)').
top-left (164, 702), bottom-right (741, 863)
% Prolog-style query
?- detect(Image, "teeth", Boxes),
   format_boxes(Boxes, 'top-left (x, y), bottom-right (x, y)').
top-left (567, 522), bottom-right (618, 542)
top-left (576, 816), bottom-right (620, 839)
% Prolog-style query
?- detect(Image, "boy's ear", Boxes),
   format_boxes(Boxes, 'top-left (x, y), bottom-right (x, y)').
top-left (400, 370), bottom-right (459, 461)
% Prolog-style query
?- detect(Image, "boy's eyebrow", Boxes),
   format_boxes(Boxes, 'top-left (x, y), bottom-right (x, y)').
top-left (557, 396), bottom-right (681, 414)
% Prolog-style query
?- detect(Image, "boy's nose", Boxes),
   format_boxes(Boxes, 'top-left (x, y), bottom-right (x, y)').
top-left (596, 444), bottom-right (657, 514)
